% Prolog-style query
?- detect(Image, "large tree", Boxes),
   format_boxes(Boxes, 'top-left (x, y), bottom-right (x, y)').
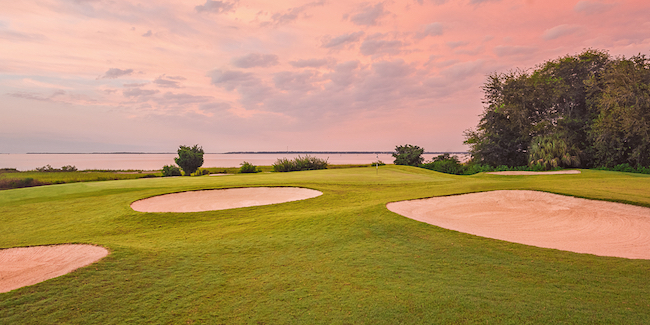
top-left (465, 49), bottom-right (612, 167)
top-left (587, 54), bottom-right (650, 167)
top-left (174, 144), bottom-right (204, 176)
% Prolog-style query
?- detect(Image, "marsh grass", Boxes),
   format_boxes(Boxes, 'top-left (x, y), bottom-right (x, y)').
top-left (0, 171), bottom-right (161, 190)
top-left (1, 166), bottom-right (650, 323)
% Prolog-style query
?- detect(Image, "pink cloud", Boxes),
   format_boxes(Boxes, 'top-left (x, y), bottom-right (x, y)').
top-left (542, 24), bottom-right (580, 40)
top-left (349, 2), bottom-right (389, 26)
top-left (1, 0), bottom-right (649, 153)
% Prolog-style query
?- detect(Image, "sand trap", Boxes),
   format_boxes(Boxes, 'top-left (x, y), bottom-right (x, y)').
top-left (0, 244), bottom-right (109, 293)
top-left (131, 187), bottom-right (323, 212)
top-left (387, 190), bottom-right (650, 259)
top-left (486, 170), bottom-right (581, 175)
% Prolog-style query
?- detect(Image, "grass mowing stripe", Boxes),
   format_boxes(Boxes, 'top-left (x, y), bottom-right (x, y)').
top-left (1, 166), bottom-right (649, 324)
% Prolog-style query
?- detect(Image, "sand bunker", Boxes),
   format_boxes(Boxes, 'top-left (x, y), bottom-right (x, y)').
top-left (0, 244), bottom-right (109, 293)
top-left (131, 187), bottom-right (323, 213)
top-left (486, 170), bottom-right (581, 175)
top-left (387, 190), bottom-right (650, 259)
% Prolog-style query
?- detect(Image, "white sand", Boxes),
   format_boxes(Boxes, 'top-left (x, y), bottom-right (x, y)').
top-left (387, 190), bottom-right (650, 259)
top-left (131, 187), bottom-right (323, 212)
top-left (486, 170), bottom-right (581, 175)
top-left (0, 244), bottom-right (109, 293)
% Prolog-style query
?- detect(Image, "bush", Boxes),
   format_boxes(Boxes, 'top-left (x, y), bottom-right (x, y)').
top-left (174, 144), bottom-right (204, 176)
top-left (594, 164), bottom-right (650, 174)
top-left (295, 155), bottom-right (328, 170)
top-left (35, 164), bottom-right (77, 172)
top-left (420, 154), bottom-right (465, 175)
top-left (272, 158), bottom-right (295, 172)
top-left (239, 161), bottom-right (259, 173)
top-left (528, 135), bottom-right (581, 170)
top-left (162, 165), bottom-right (182, 177)
top-left (393, 144), bottom-right (424, 166)
top-left (202, 169), bottom-right (211, 175)
top-left (272, 155), bottom-right (328, 172)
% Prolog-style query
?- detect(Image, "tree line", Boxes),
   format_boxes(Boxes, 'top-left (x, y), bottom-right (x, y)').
top-left (464, 49), bottom-right (650, 170)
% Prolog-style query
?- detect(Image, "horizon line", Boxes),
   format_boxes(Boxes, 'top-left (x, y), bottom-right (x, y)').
top-left (21, 151), bottom-right (469, 155)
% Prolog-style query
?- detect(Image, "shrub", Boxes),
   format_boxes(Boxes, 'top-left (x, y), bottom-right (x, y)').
top-left (393, 144), bottom-right (424, 166)
top-left (295, 155), bottom-right (328, 170)
top-left (420, 154), bottom-right (465, 175)
top-left (272, 155), bottom-right (328, 172)
top-left (162, 165), bottom-right (182, 177)
top-left (613, 163), bottom-right (636, 173)
top-left (239, 161), bottom-right (259, 173)
top-left (174, 144), bottom-right (204, 176)
top-left (202, 169), bottom-right (211, 175)
top-left (528, 135), bottom-right (582, 170)
top-left (272, 158), bottom-right (295, 172)
top-left (35, 164), bottom-right (77, 172)
top-left (371, 160), bottom-right (386, 166)
top-left (61, 165), bottom-right (78, 172)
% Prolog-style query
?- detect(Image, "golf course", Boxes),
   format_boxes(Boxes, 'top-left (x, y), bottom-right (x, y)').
top-left (1, 165), bottom-right (650, 324)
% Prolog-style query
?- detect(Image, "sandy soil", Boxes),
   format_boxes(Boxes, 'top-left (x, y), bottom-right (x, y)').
top-left (387, 190), bottom-right (650, 259)
top-left (131, 187), bottom-right (323, 212)
top-left (0, 244), bottom-right (109, 293)
top-left (486, 170), bottom-right (581, 175)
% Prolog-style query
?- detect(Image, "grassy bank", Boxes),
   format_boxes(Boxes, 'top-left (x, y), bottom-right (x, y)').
top-left (0, 164), bottom-right (370, 190)
top-left (1, 166), bottom-right (649, 324)
top-left (0, 170), bottom-right (160, 190)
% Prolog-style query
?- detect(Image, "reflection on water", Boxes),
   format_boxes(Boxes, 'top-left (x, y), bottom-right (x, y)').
top-left (0, 153), bottom-right (469, 171)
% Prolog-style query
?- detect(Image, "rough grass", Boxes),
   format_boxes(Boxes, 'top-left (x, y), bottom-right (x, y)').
top-left (1, 166), bottom-right (649, 324)
top-left (0, 171), bottom-right (160, 190)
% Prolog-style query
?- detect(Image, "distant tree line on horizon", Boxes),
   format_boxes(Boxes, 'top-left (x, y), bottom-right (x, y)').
top-left (464, 49), bottom-right (650, 170)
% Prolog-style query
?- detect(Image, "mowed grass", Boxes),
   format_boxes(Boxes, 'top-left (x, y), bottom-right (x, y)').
top-left (1, 166), bottom-right (650, 324)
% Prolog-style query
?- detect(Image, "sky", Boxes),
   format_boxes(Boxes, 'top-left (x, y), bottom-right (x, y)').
top-left (1, 0), bottom-right (649, 153)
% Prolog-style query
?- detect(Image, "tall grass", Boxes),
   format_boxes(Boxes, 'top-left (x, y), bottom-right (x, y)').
top-left (0, 170), bottom-right (159, 190)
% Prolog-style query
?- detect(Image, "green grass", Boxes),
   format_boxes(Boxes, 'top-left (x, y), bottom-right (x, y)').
top-left (1, 166), bottom-right (650, 324)
top-left (0, 170), bottom-right (161, 189)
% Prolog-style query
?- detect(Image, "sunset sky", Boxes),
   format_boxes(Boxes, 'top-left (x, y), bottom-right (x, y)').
top-left (2, 0), bottom-right (649, 153)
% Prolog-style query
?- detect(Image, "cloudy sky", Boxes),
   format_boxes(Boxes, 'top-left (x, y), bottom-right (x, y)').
top-left (1, 0), bottom-right (648, 153)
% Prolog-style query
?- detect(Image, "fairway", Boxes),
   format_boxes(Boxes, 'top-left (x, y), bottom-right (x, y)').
top-left (1, 166), bottom-right (650, 324)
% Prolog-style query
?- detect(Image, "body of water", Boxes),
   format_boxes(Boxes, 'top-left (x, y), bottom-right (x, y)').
top-left (0, 153), bottom-right (469, 171)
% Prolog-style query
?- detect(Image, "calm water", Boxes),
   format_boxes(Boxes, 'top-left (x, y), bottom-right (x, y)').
top-left (0, 153), bottom-right (468, 171)
top-left (0, 153), bottom-right (470, 171)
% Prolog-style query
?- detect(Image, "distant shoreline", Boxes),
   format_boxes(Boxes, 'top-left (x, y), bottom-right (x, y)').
top-left (24, 151), bottom-right (469, 155)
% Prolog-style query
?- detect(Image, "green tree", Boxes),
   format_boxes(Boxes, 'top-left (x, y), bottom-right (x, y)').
top-left (465, 49), bottom-right (611, 167)
top-left (392, 144), bottom-right (424, 166)
top-left (587, 54), bottom-right (650, 167)
top-left (174, 145), bottom-right (204, 176)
